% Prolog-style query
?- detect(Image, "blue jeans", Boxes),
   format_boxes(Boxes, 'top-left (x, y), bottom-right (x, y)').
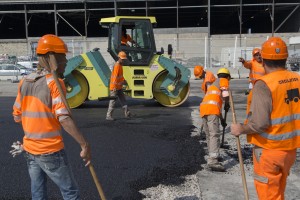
top-left (24, 149), bottom-right (80, 200)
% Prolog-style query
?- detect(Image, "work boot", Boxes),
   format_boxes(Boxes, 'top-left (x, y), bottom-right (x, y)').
top-left (106, 108), bottom-right (114, 120)
top-left (106, 115), bottom-right (115, 121)
top-left (208, 162), bottom-right (226, 172)
top-left (123, 105), bottom-right (133, 118)
top-left (125, 111), bottom-right (133, 118)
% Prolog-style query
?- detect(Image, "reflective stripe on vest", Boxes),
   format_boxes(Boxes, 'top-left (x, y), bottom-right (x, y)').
top-left (23, 111), bottom-right (55, 118)
top-left (111, 75), bottom-right (123, 79)
top-left (25, 130), bottom-right (61, 139)
top-left (55, 108), bottom-right (69, 115)
top-left (14, 101), bottom-right (21, 109)
top-left (206, 90), bottom-right (221, 95)
top-left (46, 76), bottom-right (54, 85)
top-left (260, 130), bottom-right (300, 141)
top-left (200, 100), bottom-right (221, 109)
top-left (271, 114), bottom-right (300, 125)
top-left (52, 96), bottom-right (63, 106)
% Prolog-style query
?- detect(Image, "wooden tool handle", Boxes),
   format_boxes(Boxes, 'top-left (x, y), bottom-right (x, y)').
top-left (229, 90), bottom-right (249, 200)
top-left (52, 71), bottom-right (107, 200)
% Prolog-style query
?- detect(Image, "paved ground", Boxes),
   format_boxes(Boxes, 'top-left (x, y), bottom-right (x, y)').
top-left (0, 78), bottom-right (300, 200)
top-left (0, 79), bottom-right (202, 199)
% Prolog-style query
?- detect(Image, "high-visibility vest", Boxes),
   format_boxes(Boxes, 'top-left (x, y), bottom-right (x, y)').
top-left (13, 74), bottom-right (69, 155)
top-left (110, 62), bottom-right (125, 90)
top-left (243, 59), bottom-right (265, 85)
top-left (247, 70), bottom-right (300, 150)
top-left (201, 71), bottom-right (216, 93)
top-left (200, 78), bottom-right (228, 117)
top-left (244, 59), bottom-right (264, 123)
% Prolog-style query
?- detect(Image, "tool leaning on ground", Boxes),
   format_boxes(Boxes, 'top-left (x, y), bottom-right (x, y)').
top-left (52, 70), bottom-right (107, 200)
top-left (220, 109), bottom-right (228, 148)
top-left (229, 90), bottom-right (249, 200)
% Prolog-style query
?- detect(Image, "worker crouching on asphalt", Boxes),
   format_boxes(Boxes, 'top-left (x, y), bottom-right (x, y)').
top-left (194, 65), bottom-right (216, 94)
top-left (231, 37), bottom-right (300, 199)
top-left (12, 34), bottom-right (91, 199)
top-left (199, 68), bottom-right (231, 172)
top-left (106, 51), bottom-right (132, 120)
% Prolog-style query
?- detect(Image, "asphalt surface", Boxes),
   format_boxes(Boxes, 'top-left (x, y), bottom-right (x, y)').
top-left (0, 80), bottom-right (205, 200)
top-left (1, 78), bottom-right (299, 200)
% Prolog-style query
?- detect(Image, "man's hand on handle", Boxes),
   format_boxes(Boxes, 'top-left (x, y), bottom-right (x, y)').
top-left (231, 123), bottom-right (243, 137)
top-left (80, 143), bottom-right (91, 167)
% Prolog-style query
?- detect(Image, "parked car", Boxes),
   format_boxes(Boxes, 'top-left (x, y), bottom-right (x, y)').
top-left (16, 64), bottom-right (35, 74)
top-left (0, 64), bottom-right (34, 76)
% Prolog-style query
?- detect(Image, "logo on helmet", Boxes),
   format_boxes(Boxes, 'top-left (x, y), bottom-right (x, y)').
top-left (275, 48), bottom-right (280, 54)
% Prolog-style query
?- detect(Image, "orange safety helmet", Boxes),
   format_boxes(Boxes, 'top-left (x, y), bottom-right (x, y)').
top-left (194, 65), bottom-right (204, 78)
top-left (118, 51), bottom-right (127, 59)
top-left (252, 48), bottom-right (261, 56)
top-left (36, 34), bottom-right (68, 55)
top-left (261, 37), bottom-right (288, 60)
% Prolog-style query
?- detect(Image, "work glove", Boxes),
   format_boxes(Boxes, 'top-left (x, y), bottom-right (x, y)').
top-left (221, 119), bottom-right (227, 128)
top-left (9, 141), bottom-right (24, 157)
top-left (224, 102), bottom-right (230, 113)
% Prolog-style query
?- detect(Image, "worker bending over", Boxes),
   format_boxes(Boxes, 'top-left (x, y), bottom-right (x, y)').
top-left (231, 37), bottom-right (300, 199)
top-left (194, 65), bottom-right (216, 94)
top-left (200, 68), bottom-right (231, 172)
top-left (11, 34), bottom-right (91, 199)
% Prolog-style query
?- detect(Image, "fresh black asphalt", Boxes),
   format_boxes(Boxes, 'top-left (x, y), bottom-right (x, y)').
top-left (0, 94), bottom-right (205, 200)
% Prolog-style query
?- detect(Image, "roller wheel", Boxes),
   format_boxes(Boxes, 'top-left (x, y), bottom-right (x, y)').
top-left (152, 70), bottom-right (190, 107)
top-left (66, 70), bottom-right (89, 108)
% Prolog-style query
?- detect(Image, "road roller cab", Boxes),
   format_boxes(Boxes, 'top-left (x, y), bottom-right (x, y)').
top-left (64, 16), bottom-right (190, 108)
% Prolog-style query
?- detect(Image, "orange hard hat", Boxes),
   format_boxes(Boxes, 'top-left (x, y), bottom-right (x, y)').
top-left (252, 48), bottom-right (261, 56)
top-left (261, 37), bottom-right (288, 60)
top-left (194, 65), bottom-right (204, 78)
top-left (36, 34), bottom-right (68, 55)
top-left (118, 51), bottom-right (127, 59)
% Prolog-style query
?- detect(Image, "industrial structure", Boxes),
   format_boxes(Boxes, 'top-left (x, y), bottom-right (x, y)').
top-left (0, 0), bottom-right (299, 73)
top-left (0, 0), bottom-right (299, 39)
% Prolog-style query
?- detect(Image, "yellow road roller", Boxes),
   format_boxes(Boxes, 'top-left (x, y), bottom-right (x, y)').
top-left (64, 16), bottom-right (191, 108)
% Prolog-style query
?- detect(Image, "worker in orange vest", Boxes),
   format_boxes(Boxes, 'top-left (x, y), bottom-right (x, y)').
top-left (194, 65), bottom-right (216, 94)
top-left (239, 48), bottom-right (265, 123)
top-left (106, 51), bottom-right (132, 120)
top-left (11, 34), bottom-right (91, 199)
top-left (239, 48), bottom-right (265, 94)
top-left (231, 37), bottom-right (300, 199)
top-left (200, 67), bottom-right (231, 172)
top-left (121, 28), bottom-right (139, 47)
